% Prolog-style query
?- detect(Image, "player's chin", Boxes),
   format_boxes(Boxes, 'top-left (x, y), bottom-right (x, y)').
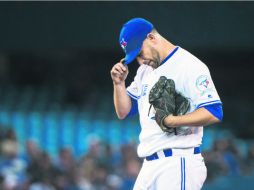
top-left (144, 60), bottom-right (157, 68)
top-left (150, 61), bottom-right (159, 68)
top-left (143, 61), bottom-right (152, 66)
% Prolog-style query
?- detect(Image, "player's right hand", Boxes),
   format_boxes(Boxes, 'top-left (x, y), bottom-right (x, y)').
top-left (110, 59), bottom-right (129, 85)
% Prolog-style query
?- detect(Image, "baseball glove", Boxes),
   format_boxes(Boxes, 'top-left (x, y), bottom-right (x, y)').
top-left (149, 76), bottom-right (190, 134)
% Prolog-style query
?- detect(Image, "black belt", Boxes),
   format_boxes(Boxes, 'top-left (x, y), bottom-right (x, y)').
top-left (146, 146), bottom-right (201, 161)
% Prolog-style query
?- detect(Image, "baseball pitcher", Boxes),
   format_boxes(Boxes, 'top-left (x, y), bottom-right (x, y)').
top-left (110, 18), bottom-right (223, 190)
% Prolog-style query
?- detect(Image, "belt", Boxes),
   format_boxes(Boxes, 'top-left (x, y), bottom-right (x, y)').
top-left (145, 147), bottom-right (201, 161)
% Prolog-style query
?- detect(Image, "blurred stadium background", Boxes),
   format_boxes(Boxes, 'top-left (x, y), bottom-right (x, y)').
top-left (0, 2), bottom-right (254, 190)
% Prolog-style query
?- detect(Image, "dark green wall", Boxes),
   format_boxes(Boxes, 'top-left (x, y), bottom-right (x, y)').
top-left (0, 2), bottom-right (253, 50)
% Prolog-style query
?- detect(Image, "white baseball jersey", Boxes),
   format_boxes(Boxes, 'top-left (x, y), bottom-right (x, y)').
top-left (127, 46), bottom-right (221, 158)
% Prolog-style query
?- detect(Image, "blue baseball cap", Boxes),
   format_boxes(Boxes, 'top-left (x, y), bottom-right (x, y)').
top-left (119, 18), bottom-right (154, 65)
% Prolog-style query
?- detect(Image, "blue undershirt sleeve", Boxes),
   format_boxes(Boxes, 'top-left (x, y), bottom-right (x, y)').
top-left (202, 103), bottom-right (223, 121)
top-left (126, 97), bottom-right (138, 117)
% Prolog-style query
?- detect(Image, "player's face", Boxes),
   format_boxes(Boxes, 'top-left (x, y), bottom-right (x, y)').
top-left (136, 40), bottom-right (161, 69)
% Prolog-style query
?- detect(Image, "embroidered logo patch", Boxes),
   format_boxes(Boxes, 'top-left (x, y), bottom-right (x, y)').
top-left (196, 75), bottom-right (213, 92)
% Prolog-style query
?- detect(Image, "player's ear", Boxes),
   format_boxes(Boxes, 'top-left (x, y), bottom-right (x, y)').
top-left (147, 33), bottom-right (155, 40)
top-left (147, 33), bottom-right (157, 45)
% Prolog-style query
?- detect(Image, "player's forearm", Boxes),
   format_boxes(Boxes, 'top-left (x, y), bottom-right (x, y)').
top-left (164, 107), bottom-right (220, 128)
top-left (113, 83), bottom-right (131, 119)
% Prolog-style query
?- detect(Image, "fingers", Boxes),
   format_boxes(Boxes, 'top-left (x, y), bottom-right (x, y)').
top-left (119, 59), bottom-right (128, 72)
top-left (115, 64), bottom-right (127, 74)
top-left (110, 59), bottom-right (129, 85)
top-left (120, 58), bottom-right (125, 64)
top-left (111, 60), bottom-right (128, 75)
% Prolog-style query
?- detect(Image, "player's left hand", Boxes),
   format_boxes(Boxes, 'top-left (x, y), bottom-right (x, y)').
top-left (149, 76), bottom-right (190, 134)
top-left (149, 76), bottom-right (176, 134)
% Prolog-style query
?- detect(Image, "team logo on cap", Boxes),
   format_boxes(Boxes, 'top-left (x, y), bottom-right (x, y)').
top-left (120, 38), bottom-right (127, 52)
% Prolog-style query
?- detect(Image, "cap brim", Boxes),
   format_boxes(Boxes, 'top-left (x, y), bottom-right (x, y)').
top-left (124, 45), bottom-right (142, 65)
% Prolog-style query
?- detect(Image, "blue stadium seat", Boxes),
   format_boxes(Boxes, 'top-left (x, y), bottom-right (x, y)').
top-left (74, 117), bottom-right (92, 157)
top-left (42, 111), bottom-right (59, 158)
